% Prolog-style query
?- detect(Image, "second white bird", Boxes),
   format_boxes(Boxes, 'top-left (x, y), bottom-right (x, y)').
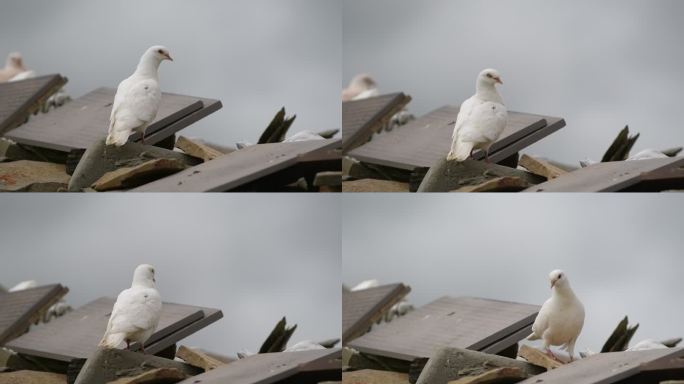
top-left (527, 269), bottom-right (585, 362)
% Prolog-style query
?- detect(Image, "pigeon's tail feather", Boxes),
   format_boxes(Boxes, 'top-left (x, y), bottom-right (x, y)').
top-left (526, 332), bottom-right (540, 341)
top-left (447, 137), bottom-right (474, 162)
top-left (99, 332), bottom-right (125, 349)
top-left (105, 131), bottom-right (128, 147)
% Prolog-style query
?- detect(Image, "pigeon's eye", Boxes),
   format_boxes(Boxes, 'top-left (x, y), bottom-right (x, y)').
top-left (158, 49), bottom-right (163, 54)
top-left (486, 73), bottom-right (493, 78)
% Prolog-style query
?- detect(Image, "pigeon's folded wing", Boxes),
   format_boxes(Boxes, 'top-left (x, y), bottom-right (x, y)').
top-left (459, 102), bottom-right (507, 144)
top-left (530, 297), bottom-right (553, 337)
top-left (111, 78), bottom-right (161, 129)
top-left (452, 97), bottom-right (477, 139)
top-left (107, 287), bottom-right (161, 334)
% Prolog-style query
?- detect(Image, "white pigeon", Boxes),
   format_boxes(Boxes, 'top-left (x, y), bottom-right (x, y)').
top-left (342, 74), bottom-right (378, 101)
top-left (283, 130), bottom-right (325, 142)
top-left (9, 280), bottom-right (38, 292)
top-left (527, 269), bottom-right (585, 362)
top-left (9, 70), bottom-right (36, 82)
top-left (447, 69), bottom-right (508, 162)
top-left (628, 339), bottom-right (669, 351)
top-left (105, 46), bottom-right (173, 147)
top-left (627, 149), bottom-right (669, 161)
top-left (0, 52), bottom-right (27, 82)
top-left (350, 279), bottom-right (380, 291)
top-left (285, 340), bottom-right (326, 352)
top-left (99, 264), bottom-right (162, 353)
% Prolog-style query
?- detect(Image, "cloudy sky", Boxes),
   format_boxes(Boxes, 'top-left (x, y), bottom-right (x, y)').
top-left (343, 0), bottom-right (684, 164)
top-left (0, 195), bottom-right (341, 356)
top-left (343, 195), bottom-right (684, 353)
top-left (0, 0), bottom-right (340, 146)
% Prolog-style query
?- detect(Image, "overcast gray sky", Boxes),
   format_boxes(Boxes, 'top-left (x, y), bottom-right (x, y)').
top-left (342, 195), bottom-right (684, 353)
top-left (343, 0), bottom-right (684, 164)
top-left (0, 195), bottom-right (340, 356)
top-left (0, 0), bottom-right (340, 146)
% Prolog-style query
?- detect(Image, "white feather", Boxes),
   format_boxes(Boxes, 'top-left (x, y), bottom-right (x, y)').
top-left (352, 88), bottom-right (379, 101)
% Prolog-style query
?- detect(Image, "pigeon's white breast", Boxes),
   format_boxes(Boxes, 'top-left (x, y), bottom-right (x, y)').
top-left (544, 298), bottom-right (584, 345)
top-left (458, 101), bottom-right (507, 144)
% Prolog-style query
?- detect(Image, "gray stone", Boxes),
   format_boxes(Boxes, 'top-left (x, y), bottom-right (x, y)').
top-left (73, 347), bottom-right (200, 384)
top-left (343, 347), bottom-right (411, 373)
top-left (314, 171), bottom-right (342, 187)
top-left (343, 369), bottom-right (409, 384)
top-left (343, 179), bottom-right (409, 192)
top-left (92, 158), bottom-right (187, 191)
top-left (0, 348), bottom-right (39, 371)
top-left (0, 138), bottom-right (39, 161)
top-left (416, 347), bottom-right (544, 384)
top-left (0, 160), bottom-right (69, 192)
top-left (0, 370), bottom-right (66, 384)
top-left (418, 158), bottom-right (543, 192)
top-left (106, 367), bottom-right (189, 383)
top-left (68, 139), bottom-right (201, 192)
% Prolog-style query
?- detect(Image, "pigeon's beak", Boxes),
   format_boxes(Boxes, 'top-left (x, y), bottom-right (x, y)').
top-left (164, 54), bottom-right (173, 62)
top-left (550, 279), bottom-right (556, 289)
top-left (494, 76), bottom-right (503, 85)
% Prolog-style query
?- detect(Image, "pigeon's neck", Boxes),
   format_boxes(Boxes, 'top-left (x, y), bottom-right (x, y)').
top-left (475, 81), bottom-right (503, 104)
top-left (131, 274), bottom-right (155, 289)
top-left (134, 54), bottom-right (161, 79)
top-left (132, 280), bottom-right (155, 289)
top-left (552, 283), bottom-right (578, 301)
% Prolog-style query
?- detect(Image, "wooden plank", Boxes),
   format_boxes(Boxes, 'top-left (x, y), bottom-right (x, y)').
top-left (525, 157), bottom-right (684, 192)
top-left (348, 105), bottom-right (565, 171)
top-left (142, 97), bottom-right (222, 145)
top-left (131, 138), bottom-right (341, 192)
top-left (519, 154), bottom-right (568, 180)
top-left (348, 297), bottom-right (539, 362)
top-left (343, 283), bottom-right (411, 344)
top-left (176, 349), bottom-right (340, 384)
top-left (342, 93), bottom-right (411, 153)
top-left (516, 349), bottom-right (684, 384)
top-left (5, 87), bottom-right (221, 152)
top-left (0, 284), bottom-right (68, 345)
top-left (143, 307), bottom-right (223, 353)
top-left (6, 297), bottom-right (213, 361)
top-left (0, 74), bottom-right (67, 135)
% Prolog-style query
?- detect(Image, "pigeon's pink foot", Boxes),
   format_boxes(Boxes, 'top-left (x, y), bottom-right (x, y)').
top-left (546, 348), bottom-right (558, 360)
top-left (140, 345), bottom-right (146, 354)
